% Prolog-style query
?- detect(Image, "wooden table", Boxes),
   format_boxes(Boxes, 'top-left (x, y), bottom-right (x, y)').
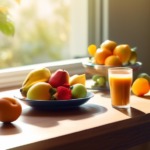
top-left (1, 82), bottom-right (150, 150)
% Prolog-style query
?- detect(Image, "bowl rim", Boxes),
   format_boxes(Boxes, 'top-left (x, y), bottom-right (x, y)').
top-left (82, 61), bottom-right (142, 68)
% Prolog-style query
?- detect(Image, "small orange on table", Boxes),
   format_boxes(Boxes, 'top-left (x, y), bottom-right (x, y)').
top-left (0, 97), bottom-right (22, 123)
top-left (132, 78), bottom-right (150, 96)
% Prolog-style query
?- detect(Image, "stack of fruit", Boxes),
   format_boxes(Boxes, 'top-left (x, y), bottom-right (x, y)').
top-left (20, 68), bottom-right (87, 100)
top-left (87, 40), bottom-right (138, 90)
top-left (88, 40), bottom-right (137, 66)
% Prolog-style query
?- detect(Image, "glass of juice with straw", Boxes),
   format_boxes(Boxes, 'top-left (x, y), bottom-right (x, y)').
top-left (108, 67), bottom-right (132, 108)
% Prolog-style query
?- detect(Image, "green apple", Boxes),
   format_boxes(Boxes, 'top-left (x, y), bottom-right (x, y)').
top-left (137, 73), bottom-right (150, 84)
top-left (71, 84), bottom-right (87, 99)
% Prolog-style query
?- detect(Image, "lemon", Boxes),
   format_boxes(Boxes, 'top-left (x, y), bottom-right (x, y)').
top-left (69, 74), bottom-right (86, 86)
top-left (88, 44), bottom-right (97, 56)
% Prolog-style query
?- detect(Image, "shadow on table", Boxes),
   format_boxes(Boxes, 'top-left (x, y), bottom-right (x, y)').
top-left (21, 104), bottom-right (107, 128)
top-left (0, 123), bottom-right (22, 135)
top-left (138, 95), bottom-right (150, 100)
top-left (113, 107), bottom-right (146, 118)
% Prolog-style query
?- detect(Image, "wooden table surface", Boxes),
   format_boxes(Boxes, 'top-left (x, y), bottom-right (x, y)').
top-left (1, 81), bottom-right (150, 150)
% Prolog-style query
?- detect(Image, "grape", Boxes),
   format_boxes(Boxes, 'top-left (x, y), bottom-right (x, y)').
top-left (97, 77), bottom-right (106, 86)
top-left (91, 82), bottom-right (99, 89)
top-left (92, 75), bottom-right (101, 81)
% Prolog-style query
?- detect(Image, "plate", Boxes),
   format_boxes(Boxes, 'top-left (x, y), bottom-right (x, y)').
top-left (14, 91), bottom-right (94, 109)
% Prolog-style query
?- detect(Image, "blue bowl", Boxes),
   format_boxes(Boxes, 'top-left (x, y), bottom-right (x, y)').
top-left (14, 91), bottom-right (94, 109)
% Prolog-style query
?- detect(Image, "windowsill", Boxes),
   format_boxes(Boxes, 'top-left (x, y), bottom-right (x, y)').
top-left (0, 57), bottom-right (91, 91)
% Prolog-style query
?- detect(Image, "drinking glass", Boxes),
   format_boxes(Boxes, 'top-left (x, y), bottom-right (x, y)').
top-left (108, 67), bottom-right (133, 108)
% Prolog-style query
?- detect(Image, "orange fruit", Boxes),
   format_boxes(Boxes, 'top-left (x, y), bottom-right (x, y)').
top-left (100, 40), bottom-right (117, 52)
top-left (104, 55), bottom-right (122, 66)
top-left (113, 44), bottom-right (131, 63)
top-left (0, 97), bottom-right (22, 123)
top-left (88, 44), bottom-right (97, 56)
top-left (132, 78), bottom-right (150, 96)
top-left (94, 48), bottom-right (112, 65)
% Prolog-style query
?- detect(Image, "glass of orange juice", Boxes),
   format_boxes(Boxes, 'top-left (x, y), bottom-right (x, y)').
top-left (108, 67), bottom-right (133, 108)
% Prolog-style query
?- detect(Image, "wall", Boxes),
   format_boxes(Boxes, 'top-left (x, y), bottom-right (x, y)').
top-left (107, 0), bottom-right (150, 76)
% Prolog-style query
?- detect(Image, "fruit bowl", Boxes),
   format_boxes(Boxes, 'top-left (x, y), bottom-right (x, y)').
top-left (82, 61), bottom-right (142, 91)
top-left (14, 91), bottom-right (94, 109)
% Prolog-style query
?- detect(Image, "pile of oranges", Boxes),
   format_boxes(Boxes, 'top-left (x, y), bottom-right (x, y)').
top-left (88, 40), bottom-right (137, 66)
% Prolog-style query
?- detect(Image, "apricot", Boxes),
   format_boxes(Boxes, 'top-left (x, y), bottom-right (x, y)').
top-left (100, 40), bottom-right (117, 52)
top-left (0, 97), bottom-right (22, 123)
top-left (94, 48), bottom-right (112, 65)
top-left (113, 45), bottom-right (131, 63)
top-left (104, 55), bottom-right (122, 66)
top-left (27, 82), bottom-right (52, 100)
top-left (132, 78), bottom-right (150, 96)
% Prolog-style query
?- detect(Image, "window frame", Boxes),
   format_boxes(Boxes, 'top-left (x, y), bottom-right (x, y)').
top-left (0, 0), bottom-right (102, 91)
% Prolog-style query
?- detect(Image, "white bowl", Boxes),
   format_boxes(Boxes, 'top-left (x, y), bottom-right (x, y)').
top-left (82, 61), bottom-right (142, 91)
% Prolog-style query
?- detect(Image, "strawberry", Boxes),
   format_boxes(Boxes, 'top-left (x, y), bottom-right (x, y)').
top-left (57, 86), bottom-right (71, 100)
top-left (62, 83), bottom-right (70, 89)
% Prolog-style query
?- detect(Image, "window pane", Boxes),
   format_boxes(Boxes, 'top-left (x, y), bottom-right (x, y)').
top-left (0, 0), bottom-right (88, 69)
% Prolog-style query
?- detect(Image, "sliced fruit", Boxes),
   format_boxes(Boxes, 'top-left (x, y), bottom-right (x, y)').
top-left (69, 74), bottom-right (86, 86)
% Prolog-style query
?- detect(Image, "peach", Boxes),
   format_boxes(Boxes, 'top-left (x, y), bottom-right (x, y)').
top-left (0, 97), bottom-right (22, 123)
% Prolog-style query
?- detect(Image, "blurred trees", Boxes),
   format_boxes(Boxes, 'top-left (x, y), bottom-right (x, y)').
top-left (0, 0), bottom-right (70, 69)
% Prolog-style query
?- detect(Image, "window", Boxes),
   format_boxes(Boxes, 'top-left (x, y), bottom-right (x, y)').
top-left (0, 0), bottom-right (102, 90)
top-left (0, 0), bottom-right (90, 69)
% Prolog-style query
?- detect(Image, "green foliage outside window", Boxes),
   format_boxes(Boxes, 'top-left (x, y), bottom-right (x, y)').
top-left (0, 0), bottom-right (71, 69)
top-left (0, 0), bottom-right (19, 36)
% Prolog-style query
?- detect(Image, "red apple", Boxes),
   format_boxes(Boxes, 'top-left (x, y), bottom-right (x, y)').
top-left (0, 97), bottom-right (22, 123)
top-left (49, 69), bottom-right (70, 88)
